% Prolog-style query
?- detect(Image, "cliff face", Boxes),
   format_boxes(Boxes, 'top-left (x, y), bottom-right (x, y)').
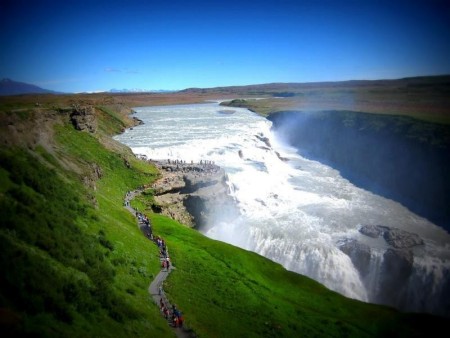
top-left (151, 161), bottom-right (239, 229)
top-left (268, 110), bottom-right (450, 231)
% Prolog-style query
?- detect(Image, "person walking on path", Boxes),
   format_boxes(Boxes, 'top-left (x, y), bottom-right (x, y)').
top-left (124, 186), bottom-right (191, 337)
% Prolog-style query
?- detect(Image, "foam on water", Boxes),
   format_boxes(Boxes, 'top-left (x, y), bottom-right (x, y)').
top-left (114, 102), bottom-right (450, 315)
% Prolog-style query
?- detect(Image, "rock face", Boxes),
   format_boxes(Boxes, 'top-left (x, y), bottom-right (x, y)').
top-left (358, 224), bottom-right (385, 238)
top-left (378, 248), bottom-right (414, 306)
top-left (337, 224), bottom-right (425, 310)
top-left (151, 161), bottom-right (239, 228)
top-left (383, 227), bottom-right (424, 249)
top-left (338, 239), bottom-right (372, 277)
top-left (359, 224), bottom-right (424, 248)
top-left (70, 106), bottom-right (97, 132)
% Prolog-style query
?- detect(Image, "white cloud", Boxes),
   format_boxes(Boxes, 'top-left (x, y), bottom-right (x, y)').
top-left (104, 67), bottom-right (121, 73)
top-left (104, 67), bottom-right (140, 74)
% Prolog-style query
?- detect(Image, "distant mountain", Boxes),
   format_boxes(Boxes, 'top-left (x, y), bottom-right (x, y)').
top-left (0, 78), bottom-right (58, 96)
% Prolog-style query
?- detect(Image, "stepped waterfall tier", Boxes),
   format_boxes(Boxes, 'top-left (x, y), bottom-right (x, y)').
top-left (114, 102), bottom-right (450, 317)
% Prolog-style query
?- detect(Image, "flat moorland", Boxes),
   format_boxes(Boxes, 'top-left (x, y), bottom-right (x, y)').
top-left (216, 75), bottom-right (450, 123)
top-left (1, 75), bottom-right (449, 123)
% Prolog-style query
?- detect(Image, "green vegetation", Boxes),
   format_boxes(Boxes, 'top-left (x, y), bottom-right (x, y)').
top-left (96, 105), bottom-right (129, 135)
top-left (0, 99), bottom-right (447, 337)
top-left (145, 213), bottom-right (446, 338)
top-left (0, 108), bottom-right (170, 336)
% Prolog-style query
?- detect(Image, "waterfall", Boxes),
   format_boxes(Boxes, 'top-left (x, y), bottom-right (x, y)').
top-left (114, 102), bottom-right (450, 316)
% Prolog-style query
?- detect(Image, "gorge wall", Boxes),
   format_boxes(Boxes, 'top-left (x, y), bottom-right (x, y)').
top-left (150, 160), bottom-right (239, 229)
top-left (268, 110), bottom-right (450, 231)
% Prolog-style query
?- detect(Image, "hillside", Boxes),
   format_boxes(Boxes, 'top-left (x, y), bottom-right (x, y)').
top-left (0, 92), bottom-right (448, 336)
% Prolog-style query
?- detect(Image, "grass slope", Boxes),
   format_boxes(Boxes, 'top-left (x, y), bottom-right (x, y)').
top-left (148, 214), bottom-right (446, 338)
top-left (0, 108), bottom-right (170, 336)
top-left (0, 102), bottom-right (446, 337)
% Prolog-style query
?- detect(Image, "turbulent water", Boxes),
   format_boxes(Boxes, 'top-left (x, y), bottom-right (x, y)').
top-left (114, 102), bottom-right (450, 316)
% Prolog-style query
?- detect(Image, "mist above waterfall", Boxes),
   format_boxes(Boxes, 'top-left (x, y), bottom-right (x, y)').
top-left (268, 110), bottom-right (450, 231)
top-left (114, 102), bottom-right (450, 317)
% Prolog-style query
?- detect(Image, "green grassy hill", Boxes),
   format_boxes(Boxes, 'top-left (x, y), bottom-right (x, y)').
top-left (0, 101), bottom-right (446, 337)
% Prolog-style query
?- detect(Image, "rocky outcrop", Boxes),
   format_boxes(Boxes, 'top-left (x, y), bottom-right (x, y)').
top-left (358, 224), bottom-right (385, 238)
top-left (82, 162), bottom-right (103, 187)
top-left (359, 224), bottom-right (424, 248)
top-left (132, 116), bottom-right (144, 126)
top-left (151, 161), bottom-right (239, 229)
top-left (70, 106), bottom-right (97, 132)
top-left (255, 133), bottom-right (271, 148)
top-left (383, 228), bottom-right (424, 249)
top-left (81, 163), bottom-right (103, 208)
top-left (338, 239), bottom-right (372, 277)
top-left (378, 249), bottom-right (414, 305)
top-left (338, 224), bottom-right (423, 310)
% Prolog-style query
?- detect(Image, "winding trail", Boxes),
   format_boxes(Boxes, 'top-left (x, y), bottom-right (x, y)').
top-left (124, 189), bottom-right (192, 338)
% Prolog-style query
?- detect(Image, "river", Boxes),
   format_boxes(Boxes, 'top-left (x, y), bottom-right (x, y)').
top-left (114, 101), bottom-right (450, 316)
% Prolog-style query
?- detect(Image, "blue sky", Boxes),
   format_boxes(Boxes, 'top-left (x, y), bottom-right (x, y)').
top-left (1, 0), bottom-right (449, 92)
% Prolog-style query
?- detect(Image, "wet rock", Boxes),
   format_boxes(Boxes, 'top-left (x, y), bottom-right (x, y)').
top-left (359, 224), bottom-right (387, 238)
top-left (255, 133), bottom-right (272, 148)
top-left (338, 239), bottom-right (372, 277)
top-left (378, 248), bottom-right (414, 305)
top-left (132, 116), bottom-right (144, 125)
top-left (383, 227), bottom-right (424, 249)
top-left (339, 235), bottom-right (418, 310)
top-left (359, 224), bottom-right (424, 249)
top-left (275, 151), bottom-right (289, 162)
top-left (382, 248), bottom-right (414, 278)
top-left (218, 109), bottom-right (236, 115)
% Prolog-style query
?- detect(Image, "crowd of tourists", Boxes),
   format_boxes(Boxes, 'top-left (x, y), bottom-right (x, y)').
top-left (160, 159), bottom-right (220, 175)
top-left (156, 235), bottom-right (171, 270)
top-left (130, 194), bottom-right (184, 329)
top-left (159, 294), bottom-right (184, 328)
top-left (136, 210), bottom-right (152, 239)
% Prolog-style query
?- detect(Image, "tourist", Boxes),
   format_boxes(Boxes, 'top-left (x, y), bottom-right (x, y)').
top-left (172, 314), bottom-right (178, 327)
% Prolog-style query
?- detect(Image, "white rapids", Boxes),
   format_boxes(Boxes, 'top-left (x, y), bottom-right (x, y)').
top-left (114, 102), bottom-right (450, 316)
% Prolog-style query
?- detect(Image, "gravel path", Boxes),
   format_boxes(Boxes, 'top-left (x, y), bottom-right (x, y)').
top-left (124, 189), bottom-right (193, 338)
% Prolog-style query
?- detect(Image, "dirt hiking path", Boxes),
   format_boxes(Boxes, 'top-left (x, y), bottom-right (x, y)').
top-left (124, 189), bottom-right (193, 338)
